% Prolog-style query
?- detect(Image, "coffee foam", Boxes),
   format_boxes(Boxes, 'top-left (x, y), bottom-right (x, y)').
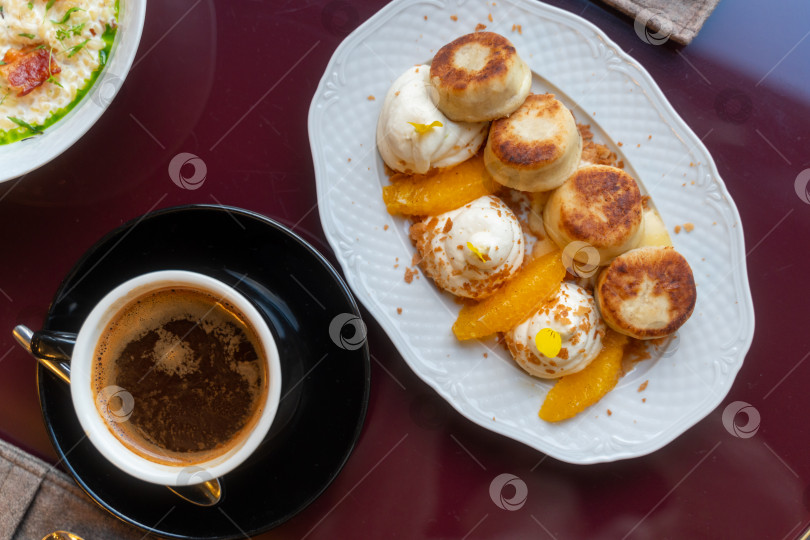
top-left (151, 327), bottom-right (199, 377)
top-left (92, 286), bottom-right (268, 467)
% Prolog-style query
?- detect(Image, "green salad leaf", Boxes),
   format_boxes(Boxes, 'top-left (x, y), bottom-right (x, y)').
top-left (51, 7), bottom-right (83, 24)
top-left (8, 117), bottom-right (43, 134)
top-left (65, 39), bottom-right (88, 57)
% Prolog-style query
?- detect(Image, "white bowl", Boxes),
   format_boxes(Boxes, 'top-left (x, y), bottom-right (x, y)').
top-left (0, 0), bottom-right (147, 183)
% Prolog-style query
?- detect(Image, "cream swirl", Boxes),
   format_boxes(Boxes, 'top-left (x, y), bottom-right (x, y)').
top-left (376, 65), bottom-right (488, 174)
top-left (506, 282), bottom-right (605, 378)
top-left (410, 195), bottom-right (524, 299)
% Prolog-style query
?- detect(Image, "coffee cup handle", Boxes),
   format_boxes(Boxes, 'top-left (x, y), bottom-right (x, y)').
top-left (12, 325), bottom-right (224, 507)
top-left (12, 325), bottom-right (73, 385)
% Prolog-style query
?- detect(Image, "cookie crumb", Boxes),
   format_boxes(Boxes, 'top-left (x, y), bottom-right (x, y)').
top-left (488, 13), bottom-right (493, 22)
top-left (684, 222), bottom-right (695, 232)
top-left (384, 224), bottom-right (389, 231)
top-left (397, 307), bottom-right (402, 314)
top-left (424, 15), bottom-right (427, 20)
top-left (642, 398), bottom-right (647, 403)
top-left (450, 14), bottom-right (458, 21)
top-left (367, 95), bottom-right (375, 101)
top-left (475, 23), bottom-right (487, 31)
top-left (674, 225), bottom-right (681, 234)
top-left (404, 267), bottom-right (418, 283)
top-left (483, 353), bottom-right (488, 358)
top-left (617, 141), bottom-right (623, 147)
top-left (347, 158), bottom-right (351, 162)
top-left (607, 409), bottom-right (612, 416)
top-left (638, 380), bottom-right (649, 392)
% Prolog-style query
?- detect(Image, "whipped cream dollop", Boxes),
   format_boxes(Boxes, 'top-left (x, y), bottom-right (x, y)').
top-left (506, 282), bottom-right (606, 378)
top-left (410, 195), bottom-right (524, 299)
top-left (376, 65), bottom-right (488, 174)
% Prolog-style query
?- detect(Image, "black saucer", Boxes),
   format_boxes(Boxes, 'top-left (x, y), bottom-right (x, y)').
top-left (37, 205), bottom-right (370, 539)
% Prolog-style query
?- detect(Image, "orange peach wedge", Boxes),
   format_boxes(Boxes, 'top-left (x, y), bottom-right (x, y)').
top-left (452, 250), bottom-right (566, 340)
top-left (383, 154), bottom-right (499, 216)
top-left (538, 329), bottom-right (629, 422)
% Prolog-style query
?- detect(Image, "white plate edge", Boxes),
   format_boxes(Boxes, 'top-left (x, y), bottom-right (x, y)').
top-left (308, 0), bottom-right (756, 464)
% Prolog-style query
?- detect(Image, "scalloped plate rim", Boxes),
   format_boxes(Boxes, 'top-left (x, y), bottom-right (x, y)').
top-left (308, 0), bottom-right (755, 464)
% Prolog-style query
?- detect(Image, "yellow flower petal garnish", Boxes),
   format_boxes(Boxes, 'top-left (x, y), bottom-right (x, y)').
top-left (466, 241), bottom-right (487, 263)
top-left (408, 120), bottom-right (443, 134)
top-left (535, 328), bottom-right (562, 358)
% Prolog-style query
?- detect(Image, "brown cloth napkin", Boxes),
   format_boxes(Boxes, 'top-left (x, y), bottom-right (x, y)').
top-left (0, 438), bottom-right (143, 540)
top-left (599, 0), bottom-right (722, 45)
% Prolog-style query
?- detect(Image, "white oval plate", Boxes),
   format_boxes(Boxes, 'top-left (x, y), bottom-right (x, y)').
top-left (308, 0), bottom-right (755, 464)
top-left (0, 0), bottom-right (146, 183)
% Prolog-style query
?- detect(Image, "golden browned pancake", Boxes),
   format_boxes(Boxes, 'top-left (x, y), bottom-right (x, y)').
top-left (543, 164), bottom-right (645, 265)
top-left (483, 94), bottom-right (582, 192)
top-left (429, 32), bottom-right (531, 122)
top-left (595, 246), bottom-right (696, 340)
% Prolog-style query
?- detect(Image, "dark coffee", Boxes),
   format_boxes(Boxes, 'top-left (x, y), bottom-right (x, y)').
top-left (93, 286), bottom-right (268, 466)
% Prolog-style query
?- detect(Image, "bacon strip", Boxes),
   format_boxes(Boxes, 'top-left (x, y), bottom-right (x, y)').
top-left (0, 46), bottom-right (61, 96)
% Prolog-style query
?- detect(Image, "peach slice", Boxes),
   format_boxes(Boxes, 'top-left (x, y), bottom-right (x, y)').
top-left (452, 250), bottom-right (565, 340)
top-left (538, 329), bottom-right (628, 422)
top-left (383, 154), bottom-right (499, 216)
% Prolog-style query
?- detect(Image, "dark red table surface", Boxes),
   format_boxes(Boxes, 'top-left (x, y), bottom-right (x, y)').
top-left (2, 0), bottom-right (809, 538)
